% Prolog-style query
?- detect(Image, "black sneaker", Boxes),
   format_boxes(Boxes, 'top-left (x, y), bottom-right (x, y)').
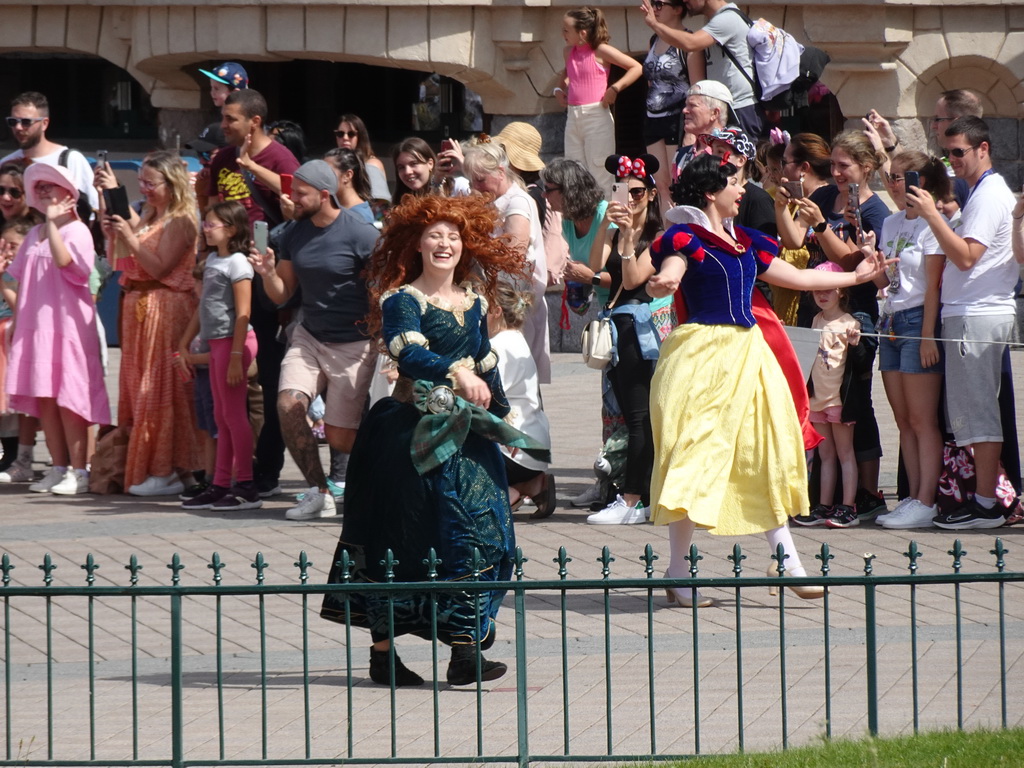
top-left (255, 476), bottom-right (283, 498)
top-left (179, 479), bottom-right (211, 501)
top-left (792, 504), bottom-right (833, 527)
top-left (181, 484), bottom-right (229, 510)
top-left (933, 498), bottom-right (1006, 530)
top-left (824, 503), bottom-right (860, 528)
top-left (855, 488), bottom-right (888, 521)
top-left (213, 482), bottom-right (264, 511)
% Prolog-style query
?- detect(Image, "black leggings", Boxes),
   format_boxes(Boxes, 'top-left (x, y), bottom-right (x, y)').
top-left (606, 314), bottom-right (654, 503)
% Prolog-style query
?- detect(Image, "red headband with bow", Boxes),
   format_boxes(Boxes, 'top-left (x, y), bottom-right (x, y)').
top-left (616, 156), bottom-right (647, 180)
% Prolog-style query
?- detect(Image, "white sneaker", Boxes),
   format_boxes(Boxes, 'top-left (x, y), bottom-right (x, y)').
top-left (29, 466), bottom-right (66, 494)
top-left (880, 499), bottom-right (938, 529)
top-left (586, 494), bottom-right (647, 525)
top-left (285, 487), bottom-right (338, 521)
top-left (876, 497), bottom-right (912, 525)
top-left (570, 482), bottom-right (604, 508)
top-left (0, 458), bottom-right (34, 483)
top-left (51, 469), bottom-right (89, 496)
top-left (128, 473), bottom-right (185, 497)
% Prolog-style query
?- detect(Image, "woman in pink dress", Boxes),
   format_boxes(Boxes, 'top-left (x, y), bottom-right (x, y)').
top-left (5, 163), bottom-right (110, 495)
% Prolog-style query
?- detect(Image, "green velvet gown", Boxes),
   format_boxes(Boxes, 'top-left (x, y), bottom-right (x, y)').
top-left (321, 284), bottom-right (514, 646)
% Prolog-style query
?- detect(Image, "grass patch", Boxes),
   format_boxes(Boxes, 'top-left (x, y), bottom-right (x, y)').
top-left (665, 728), bottom-right (1024, 767)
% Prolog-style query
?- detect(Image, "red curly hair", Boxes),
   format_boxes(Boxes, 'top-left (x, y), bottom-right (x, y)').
top-left (365, 194), bottom-right (528, 341)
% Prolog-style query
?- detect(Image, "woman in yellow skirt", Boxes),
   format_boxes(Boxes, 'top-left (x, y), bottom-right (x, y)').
top-left (650, 154), bottom-right (891, 606)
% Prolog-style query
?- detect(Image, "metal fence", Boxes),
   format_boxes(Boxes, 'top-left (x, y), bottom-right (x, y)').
top-left (1, 539), bottom-right (1021, 767)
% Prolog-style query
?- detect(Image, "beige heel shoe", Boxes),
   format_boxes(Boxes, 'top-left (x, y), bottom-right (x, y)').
top-left (766, 564), bottom-right (825, 600)
top-left (664, 586), bottom-right (715, 608)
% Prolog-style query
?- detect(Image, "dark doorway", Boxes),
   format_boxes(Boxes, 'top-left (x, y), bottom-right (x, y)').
top-left (0, 53), bottom-right (157, 143)
top-left (195, 59), bottom-right (481, 158)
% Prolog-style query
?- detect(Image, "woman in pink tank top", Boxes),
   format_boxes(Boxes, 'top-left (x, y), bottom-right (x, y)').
top-left (554, 7), bottom-right (642, 197)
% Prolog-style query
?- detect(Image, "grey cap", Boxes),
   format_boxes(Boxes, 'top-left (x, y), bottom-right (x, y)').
top-left (294, 159), bottom-right (340, 208)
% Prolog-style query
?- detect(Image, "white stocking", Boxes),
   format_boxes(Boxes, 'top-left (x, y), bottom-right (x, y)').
top-left (665, 518), bottom-right (708, 601)
top-left (764, 524), bottom-right (806, 577)
top-left (666, 518), bottom-right (697, 577)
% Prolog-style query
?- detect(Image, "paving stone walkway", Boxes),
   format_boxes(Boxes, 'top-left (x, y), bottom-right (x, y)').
top-left (1, 350), bottom-right (1022, 766)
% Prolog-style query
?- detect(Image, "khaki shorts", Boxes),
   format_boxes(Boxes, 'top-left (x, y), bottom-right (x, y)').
top-left (279, 324), bottom-right (376, 430)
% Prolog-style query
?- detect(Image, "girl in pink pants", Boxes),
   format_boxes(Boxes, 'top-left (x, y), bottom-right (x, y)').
top-left (177, 201), bottom-right (259, 510)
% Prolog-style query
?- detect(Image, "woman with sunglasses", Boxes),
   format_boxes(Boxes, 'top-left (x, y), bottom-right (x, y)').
top-left (0, 163), bottom-right (43, 481)
top-left (0, 163), bottom-right (35, 227)
top-left (584, 154), bottom-right (663, 525)
top-left (103, 150), bottom-right (201, 498)
top-left (639, 0), bottom-right (705, 209)
top-left (335, 114), bottom-right (390, 202)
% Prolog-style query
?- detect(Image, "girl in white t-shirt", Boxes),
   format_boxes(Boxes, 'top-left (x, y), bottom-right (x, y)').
top-left (874, 152), bottom-right (954, 529)
top-left (177, 201), bottom-right (259, 511)
top-left (487, 284), bottom-right (555, 519)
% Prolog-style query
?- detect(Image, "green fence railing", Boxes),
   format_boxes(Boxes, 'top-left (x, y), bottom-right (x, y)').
top-left (1, 539), bottom-right (1020, 767)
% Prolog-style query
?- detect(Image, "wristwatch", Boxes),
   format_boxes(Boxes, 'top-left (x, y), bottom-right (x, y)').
top-left (591, 274), bottom-right (602, 286)
top-left (813, 221), bottom-right (828, 234)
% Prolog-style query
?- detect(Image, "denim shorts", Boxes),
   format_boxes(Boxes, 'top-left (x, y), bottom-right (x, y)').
top-left (879, 305), bottom-right (943, 374)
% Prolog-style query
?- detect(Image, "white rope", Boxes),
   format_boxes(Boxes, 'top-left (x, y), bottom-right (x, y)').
top-left (806, 326), bottom-right (1022, 347)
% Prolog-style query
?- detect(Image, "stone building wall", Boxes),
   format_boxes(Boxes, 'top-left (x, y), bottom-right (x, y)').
top-left (1, 1), bottom-right (1021, 173)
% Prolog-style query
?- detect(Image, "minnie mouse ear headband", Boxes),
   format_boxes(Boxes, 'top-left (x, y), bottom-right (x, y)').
top-left (698, 128), bottom-right (757, 161)
top-left (769, 128), bottom-right (790, 147)
top-left (604, 154), bottom-right (660, 187)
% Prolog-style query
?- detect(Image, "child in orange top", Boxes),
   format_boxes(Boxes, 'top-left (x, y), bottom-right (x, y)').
top-left (555, 6), bottom-right (642, 197)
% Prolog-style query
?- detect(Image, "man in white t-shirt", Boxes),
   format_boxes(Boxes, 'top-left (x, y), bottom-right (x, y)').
top-left (1, 91), bottom-right (98, 212)
top-left (640, 0), bottom-right (761, 137)
top-left (913, 116), bottom-right (1018, 530)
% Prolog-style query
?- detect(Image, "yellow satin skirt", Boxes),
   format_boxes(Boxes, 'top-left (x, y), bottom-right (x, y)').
top-left (650, 323), bottom-right (809, 536)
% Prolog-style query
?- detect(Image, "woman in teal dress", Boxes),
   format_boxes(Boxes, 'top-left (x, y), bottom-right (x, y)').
top-left (321, 194), bottom-right (540, 687)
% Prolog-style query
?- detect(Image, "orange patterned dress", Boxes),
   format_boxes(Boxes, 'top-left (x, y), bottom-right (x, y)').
top-left (117, 217), bottom-right (199, 488)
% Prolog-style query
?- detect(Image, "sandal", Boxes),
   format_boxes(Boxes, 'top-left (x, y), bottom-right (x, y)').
top-left (530, 473), bottom-right (557, 519)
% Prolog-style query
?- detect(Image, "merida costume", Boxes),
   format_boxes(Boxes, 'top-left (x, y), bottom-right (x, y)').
top-left (321, 283), bottom-right (547, 646)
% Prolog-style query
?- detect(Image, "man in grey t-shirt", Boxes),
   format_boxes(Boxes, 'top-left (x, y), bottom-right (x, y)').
top-left (641, 0), bottom-right (761, 138)
top-left (250, 159), bottom-right (380, 521)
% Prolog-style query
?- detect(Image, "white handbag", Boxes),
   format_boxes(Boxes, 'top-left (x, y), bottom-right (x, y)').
top-left (580, 283), bottom-right (624, 370)
top-left (581, 317), bottom-right (614, 369)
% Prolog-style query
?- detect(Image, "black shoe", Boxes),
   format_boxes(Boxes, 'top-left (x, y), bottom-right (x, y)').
top-left (933, 498), bottom-right (1006, 530)
top-left (855, 488), bottom-right (888, 520)
top-left (212, 482), bottom-right (264, 511)
top-left (181, 484), bottom-right (229, 510)
top-left (792, 504), bottom-right (833, 527)
top-left (179, 479), bottom-right (211, 501)
top-left (446, 644), bottom-right (507, 686)
top-left (255, 476), bottom-right (283, 498)
top-left (824, 503), bottom-right (860, 528)
top-left (369, 648), bottom-right (424, 687)
top-left (0, 437), bottom-right (19, 474)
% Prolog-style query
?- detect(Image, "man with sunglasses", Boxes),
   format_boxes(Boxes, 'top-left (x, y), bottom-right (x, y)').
top-left (909, 116), bottom-right (1017, 531)
top-left (1, 91), bottom-right (98, 213)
